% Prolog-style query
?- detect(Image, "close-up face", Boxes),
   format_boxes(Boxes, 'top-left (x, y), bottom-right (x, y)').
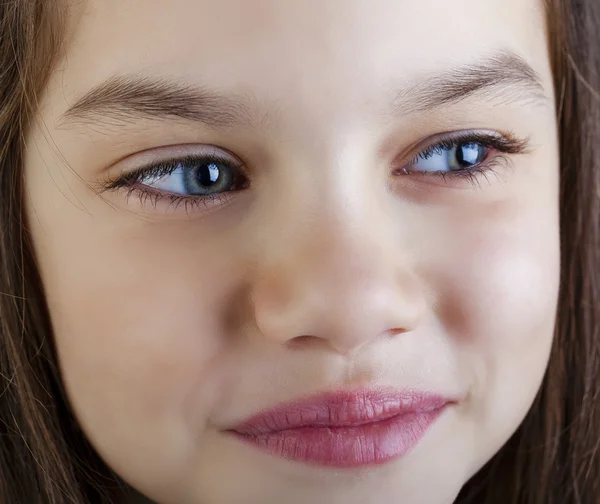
top-left (24, 0), bottom-right (560, 503)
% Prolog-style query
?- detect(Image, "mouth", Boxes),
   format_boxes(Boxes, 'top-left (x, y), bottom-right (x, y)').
top-left (225, 388), bottom-right (454, 468)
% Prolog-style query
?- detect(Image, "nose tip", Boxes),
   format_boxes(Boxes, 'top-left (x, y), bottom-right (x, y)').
top-left (250, 254), bottom-right (426, 355)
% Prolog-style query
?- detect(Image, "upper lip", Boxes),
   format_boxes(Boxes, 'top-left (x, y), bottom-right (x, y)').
top-left (229, 388), bottom-right (454, 436)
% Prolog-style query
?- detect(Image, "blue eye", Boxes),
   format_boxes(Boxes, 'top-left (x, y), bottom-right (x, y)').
top-left (137, 157), bottom-right (243, 196)
top-left (410, 142), bottom-right (488, 173)
top-left (101, 151), bottom-right (251, 214)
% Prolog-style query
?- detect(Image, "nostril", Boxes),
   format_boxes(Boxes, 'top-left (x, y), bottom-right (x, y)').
top-left (387, 327), bottom-right (410, 337)
top-left (287, 335), bottom-right (319, 350)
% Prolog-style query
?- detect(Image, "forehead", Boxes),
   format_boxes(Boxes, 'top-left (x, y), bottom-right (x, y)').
top-left (58, 0), bottom-right (549, 110)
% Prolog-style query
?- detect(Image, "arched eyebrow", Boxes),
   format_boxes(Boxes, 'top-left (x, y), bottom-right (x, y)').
top-left (58, 75), bottom-right (257, 130)
top-left (392, 51), bottom-right (548, 114)
top-left (57, 50), bottom-right (549, 131)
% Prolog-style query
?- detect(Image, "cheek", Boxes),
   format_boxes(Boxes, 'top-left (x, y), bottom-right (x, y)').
top-left (434, 199), bottom-right (560, 472)
top-left (442, 233), bottom-right (559, 351)
top-left (38, 224), bottom-right (240, 486)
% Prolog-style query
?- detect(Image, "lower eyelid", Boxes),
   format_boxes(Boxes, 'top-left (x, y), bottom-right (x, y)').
top-left (125, 186), bottom-right (236, 214)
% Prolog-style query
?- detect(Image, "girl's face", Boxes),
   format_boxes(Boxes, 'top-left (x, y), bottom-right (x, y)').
top-left (25, 0), bottom-right (559, 503)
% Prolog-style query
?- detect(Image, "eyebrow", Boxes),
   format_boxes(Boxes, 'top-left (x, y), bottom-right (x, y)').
top-left (393, 51), bottom-right (548, 114)
top-left (58, 75), bottom-right (255, 129)
top-left (58, 50), bottom-right (548, 131)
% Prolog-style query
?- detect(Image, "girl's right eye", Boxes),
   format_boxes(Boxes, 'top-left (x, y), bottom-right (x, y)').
top-left (135, 156), bottom-right (247, 197)
top-left (101, 151), bottom-right (251, 213)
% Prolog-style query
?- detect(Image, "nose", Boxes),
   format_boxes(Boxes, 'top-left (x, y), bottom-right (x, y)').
top-left (250, 210), bottom-right (426, 356)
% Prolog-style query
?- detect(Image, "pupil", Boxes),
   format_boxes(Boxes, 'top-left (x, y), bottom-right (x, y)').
top-left (196, 163), bottom-right (221, 187)
top-left (456, 143), bottom-right (483, 167)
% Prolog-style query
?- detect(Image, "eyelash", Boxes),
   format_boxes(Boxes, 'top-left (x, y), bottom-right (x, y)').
top-left (100, 131), bottom-right (529, 214)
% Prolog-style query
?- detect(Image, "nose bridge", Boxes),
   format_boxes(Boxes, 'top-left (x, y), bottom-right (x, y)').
top-left (292, 202), bottom-right (406, 320)
top-left (266, 163), bottom-right (391, 293)
top-left (275, 128), bottom-right (386, 273)
top-left (294, 206), bottom-right (386, 291)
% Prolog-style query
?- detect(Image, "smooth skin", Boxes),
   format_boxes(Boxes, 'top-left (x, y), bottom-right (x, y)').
top-left (25, 0), bottom-right (559, 503)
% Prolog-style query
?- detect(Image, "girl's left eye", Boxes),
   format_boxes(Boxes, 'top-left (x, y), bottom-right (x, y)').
top-left (399, 131), bottom-right (530, 178)
top-left (408, 142), bottom-right (488, 173)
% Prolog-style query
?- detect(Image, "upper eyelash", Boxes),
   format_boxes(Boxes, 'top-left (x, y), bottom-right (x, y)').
top-left (103, 153), bottom-right (241, 190)
top-left (99, 130), bottom-right (530, 213)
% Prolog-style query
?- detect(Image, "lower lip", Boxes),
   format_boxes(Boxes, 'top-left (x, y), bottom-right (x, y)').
top-left (229, 407), bottom-right (446, 468)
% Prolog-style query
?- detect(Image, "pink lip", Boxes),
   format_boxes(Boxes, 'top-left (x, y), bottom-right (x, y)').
top-left (226, 388), bottom-right (452, 468)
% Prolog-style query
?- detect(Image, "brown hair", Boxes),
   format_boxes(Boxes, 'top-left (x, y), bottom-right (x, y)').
top-left (0, 2), bottom-right (125, 503)
top-left (0, 1), bottom-right (599, 503)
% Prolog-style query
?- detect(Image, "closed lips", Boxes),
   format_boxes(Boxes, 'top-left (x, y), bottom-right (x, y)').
top-left (226, 388), bottom-right (454, 467)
